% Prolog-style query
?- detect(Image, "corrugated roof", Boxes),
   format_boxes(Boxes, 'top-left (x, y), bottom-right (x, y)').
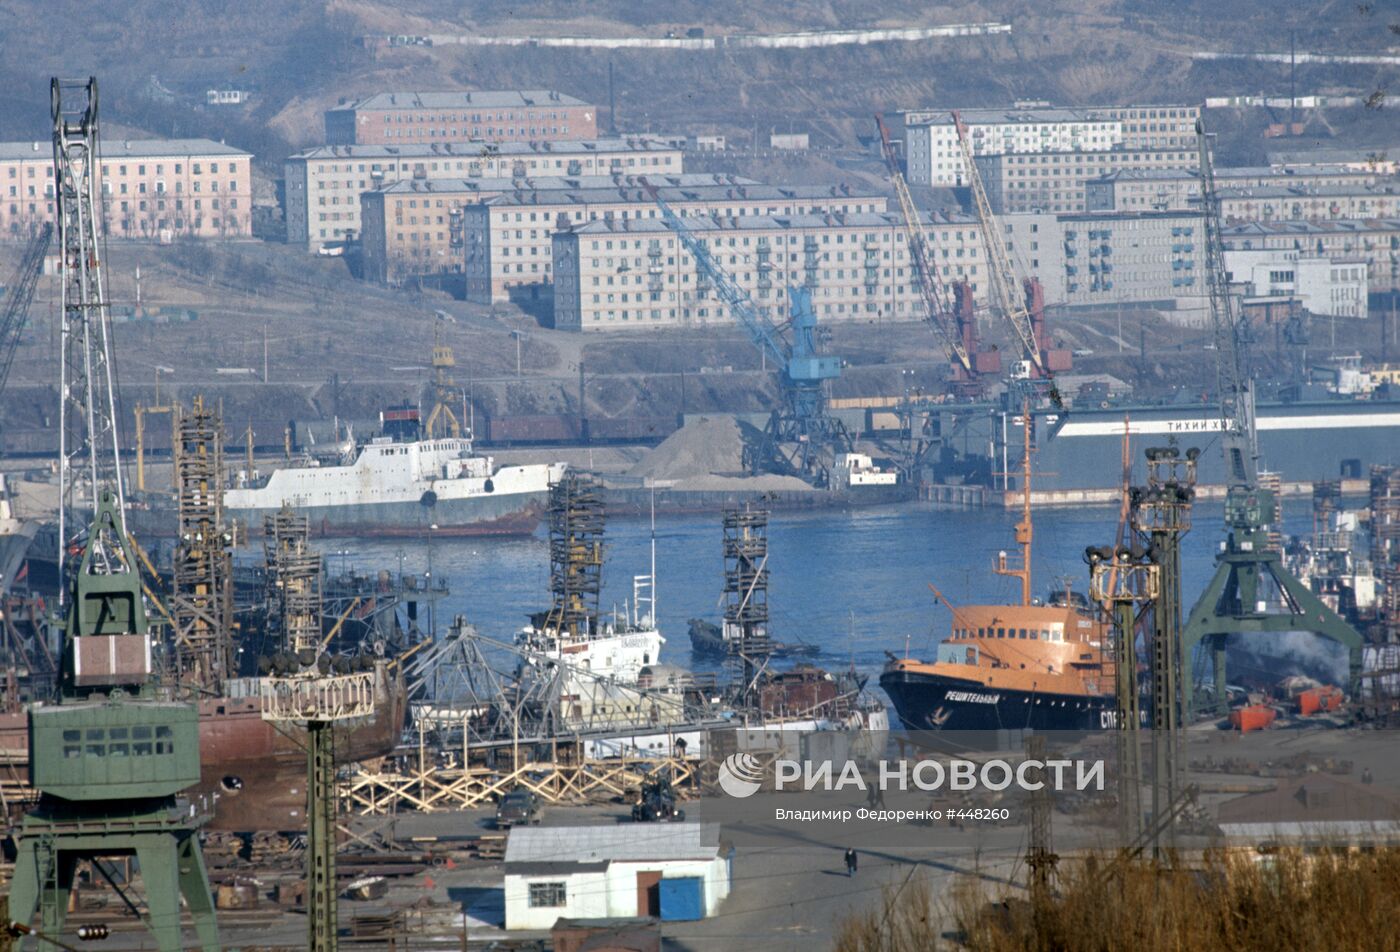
top-left (331, 90), bottom-right (589, 111)
top-left (0, 138), bottom-right (250, 161)
top-left (505, 823), bottom-right (722, 864)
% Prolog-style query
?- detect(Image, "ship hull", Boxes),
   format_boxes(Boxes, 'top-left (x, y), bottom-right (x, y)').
top-left (0, 522), bottom-right (37, 596)
top-left (0, 665), bottom-right (406, 831)
top-left (226, 491), bottom-right (548, 538)
top-left (880, 667), bottom-right (1112, 732)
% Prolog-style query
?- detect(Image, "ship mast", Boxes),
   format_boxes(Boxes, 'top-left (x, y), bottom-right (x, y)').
top-left (995, 404), bottom-right (1034, 606)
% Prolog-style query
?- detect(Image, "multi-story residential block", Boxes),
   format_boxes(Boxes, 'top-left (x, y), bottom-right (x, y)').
top-left (550, 210), bottom-right (987, 331)
top-left (1086, 165), bottom-right (1384, 214)
top-left (464, 184), bottom-right (889, 305)
top-left (285, 138), bottom-right (684, 249)
top-left (1223, 218), bottom-right (1400, 294)
top-left (1224, 249), bottom-right (1369, 318)
top-left (1002, 210), bottom-right (1208, 314)
top-left (326, 90), bottom-right (596, 145)
top-left (890, 103), bottom-right (1203, 187)
top-left (975, 147), bottom-right (1197, 214)
top-left (0, 138), bottom-right (252, 239)
top-left (361, 173), bottom-right (760, 284)
top-left (1083, 105), bottom-right (1201, 150)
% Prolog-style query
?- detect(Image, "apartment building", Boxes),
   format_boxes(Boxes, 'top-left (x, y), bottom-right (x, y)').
top-left (0, 138), bottom-right (252, 240)
top-left (550, 210), bottom-right (986, 331)
top-left (361, 173), bottom-right (760, 284)
top-left (464, 184), bottom-right (889, 305)
top-left (1223, 218), bottom-right (1400, 294)
top-left (326, 90), bottom-right (596, 145)
top-left (1086, 165), bottom-right (1384, 214)
top-left (895, 107), bottom-right (1121, 186)
top-left (890, 103), bottom-right (1203, 187)
top-left (285, 138), bottom-right (684, 249)
top-left (1084, 104), bottom-right (1200, 150)
top-left (1002, 210), bottom-right (1208, 314)
top-left (975, 147), bottom-right (1197, 214)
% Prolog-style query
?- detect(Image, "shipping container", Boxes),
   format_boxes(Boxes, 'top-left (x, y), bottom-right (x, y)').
top-left (1229, 704), bottom-right (1277, 733)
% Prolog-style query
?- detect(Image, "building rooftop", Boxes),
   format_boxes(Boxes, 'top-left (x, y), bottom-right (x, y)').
top-left (482, 182), bottom-right (883, 208)
top-left (0, 138), bottom-right (250, 161)
top-left (330, 90), bottom-right (590, 112)
top-left (290, 138), bottom-right (678, 162)
top-left (505, 823), bottom-right (722, 865)
top-left (899, 107), bottom-right (1102, 126)
top-left (1090, 165), bottom-right (1377, 185)
top-left (1214, 183), bottom-right (1400, 200)
top-left (369, 174), bottom-right (757, 197)
top-left (1223, 218), bottom-right (1400, 236)
top-left (561, 208), bottom-right (976, 235)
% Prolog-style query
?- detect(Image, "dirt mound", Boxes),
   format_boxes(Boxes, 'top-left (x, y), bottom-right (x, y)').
top-left (627, 415), bottom-right (748, 480)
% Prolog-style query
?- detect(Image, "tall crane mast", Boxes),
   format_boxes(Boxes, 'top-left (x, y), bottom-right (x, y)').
top-left (1195, 118), bottom-right (1259, 490)
top-left (53, 77), bottom-right (128, 592)
top-left (650, 192), bottom-right (851, 484)
top-left (1181, 117), bottom-right (1363, 717)
top-left (874, 115), bottom-right (978, 385)
top-left (952, 110), bottom-right (1045, 375)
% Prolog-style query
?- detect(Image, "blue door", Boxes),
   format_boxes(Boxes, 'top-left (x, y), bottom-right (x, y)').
top-left (659, 876), bottom-right (705, 921)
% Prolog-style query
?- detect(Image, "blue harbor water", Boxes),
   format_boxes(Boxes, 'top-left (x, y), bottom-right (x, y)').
top-left (329, 499), bottom-right (1324, 693)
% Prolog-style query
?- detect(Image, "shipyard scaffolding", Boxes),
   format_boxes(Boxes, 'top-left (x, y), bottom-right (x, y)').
top-left (169, 396), bottom-right (234, 690)
top-left (265, 505), bottom-right (323, 654)
top-left (723, 505), bottom-right (772, 702)
top-left (544, 472), bottom-right (605, 639)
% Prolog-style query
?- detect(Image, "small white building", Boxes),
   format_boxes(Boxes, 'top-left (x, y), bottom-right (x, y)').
top-left (769, 132), bottom-right (810, 151)
top-left (1224, 249), bottom-right (1369, 318)
top-left (504, 823), bottom-right (731, 930)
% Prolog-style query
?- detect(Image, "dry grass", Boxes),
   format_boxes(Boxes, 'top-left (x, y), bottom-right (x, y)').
top-left (836, 848), bottom-right (1400, 952)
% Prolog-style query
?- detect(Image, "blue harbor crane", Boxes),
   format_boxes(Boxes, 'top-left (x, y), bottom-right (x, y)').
top-left (651, 191), bottom-right (853, 486)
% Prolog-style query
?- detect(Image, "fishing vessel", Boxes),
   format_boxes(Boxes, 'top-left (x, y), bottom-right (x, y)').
top-left (881, 414), bottom-right (1114, 731)
top-left (224, 405), bottom-right (566, 537)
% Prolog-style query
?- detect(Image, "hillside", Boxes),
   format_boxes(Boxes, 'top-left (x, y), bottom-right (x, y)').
top-left (0, 1), bottom-right (1394, 169)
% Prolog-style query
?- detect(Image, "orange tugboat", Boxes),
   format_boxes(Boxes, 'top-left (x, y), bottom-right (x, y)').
top-left (880, 415), bottom-right (1115, 731)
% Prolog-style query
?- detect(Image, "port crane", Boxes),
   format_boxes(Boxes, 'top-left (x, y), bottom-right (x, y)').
top-left (0, 224), bottom-right (52, 407)
top-left (651, 192), bottom-right (853, 486)
top-left (951, 110), bottom-right (1067, 398)
top-left (1181, 116), bottom-right (1361, 714)
top-left (8, 76), bottom-right (220, 951)
top-left (874, 115), bottom-right (997, 395)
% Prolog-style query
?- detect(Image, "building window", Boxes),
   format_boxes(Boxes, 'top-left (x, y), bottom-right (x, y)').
top-left (527, 881), bottom-right (565, 909)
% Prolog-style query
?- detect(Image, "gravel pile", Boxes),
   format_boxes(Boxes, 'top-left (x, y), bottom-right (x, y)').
top-left (627, 416), bottom-right (747, 480)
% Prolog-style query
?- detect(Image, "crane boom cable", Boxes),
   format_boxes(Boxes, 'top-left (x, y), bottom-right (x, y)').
top-left (952, 111), bottom-right (1043, 370)
top-left (874, 116), bottom-right (972, 373)
top-left (0, 224), bottom-right (51, 400)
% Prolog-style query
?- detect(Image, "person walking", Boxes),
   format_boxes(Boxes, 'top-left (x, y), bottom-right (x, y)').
top-left (844, 847), bottom-right (858, 877)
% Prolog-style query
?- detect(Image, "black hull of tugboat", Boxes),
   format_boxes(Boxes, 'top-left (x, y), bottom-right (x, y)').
top-left (879, 668), bottom-right (1113, 732)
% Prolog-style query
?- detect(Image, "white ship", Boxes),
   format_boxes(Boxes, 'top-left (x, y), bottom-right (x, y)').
top-left (224, 410), bottom-right (566, 538)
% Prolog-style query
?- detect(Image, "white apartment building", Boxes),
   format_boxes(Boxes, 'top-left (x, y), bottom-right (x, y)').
top-left (551, 209), bottom-right (987, 331)
top-left (1224, 249), bottom-right (1369, 318)
top-left (1223, 218), bottom-right (1400, 294)
top-left (894, 107), bottom-right (1121, 186)
top-left (284, 138), bottom-right (684, 249)
top-left (464, 183), bottom-right (888, 305)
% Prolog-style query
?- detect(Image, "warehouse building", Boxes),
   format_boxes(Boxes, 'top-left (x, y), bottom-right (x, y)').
top-left (503, 824), bottom-right (731, 930)
top-left (361, 173), bottom-right (762, 284)
top-left (0, 138), bottom-right (252, 240)
top-left (550, 209), bottom-right (986, 331)
top-left (464, 183), bottom-right (889, 305)
top-left (325, 89), bottom-right (596, 145)
top-left (285, 138), bottom-right (684, 249)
